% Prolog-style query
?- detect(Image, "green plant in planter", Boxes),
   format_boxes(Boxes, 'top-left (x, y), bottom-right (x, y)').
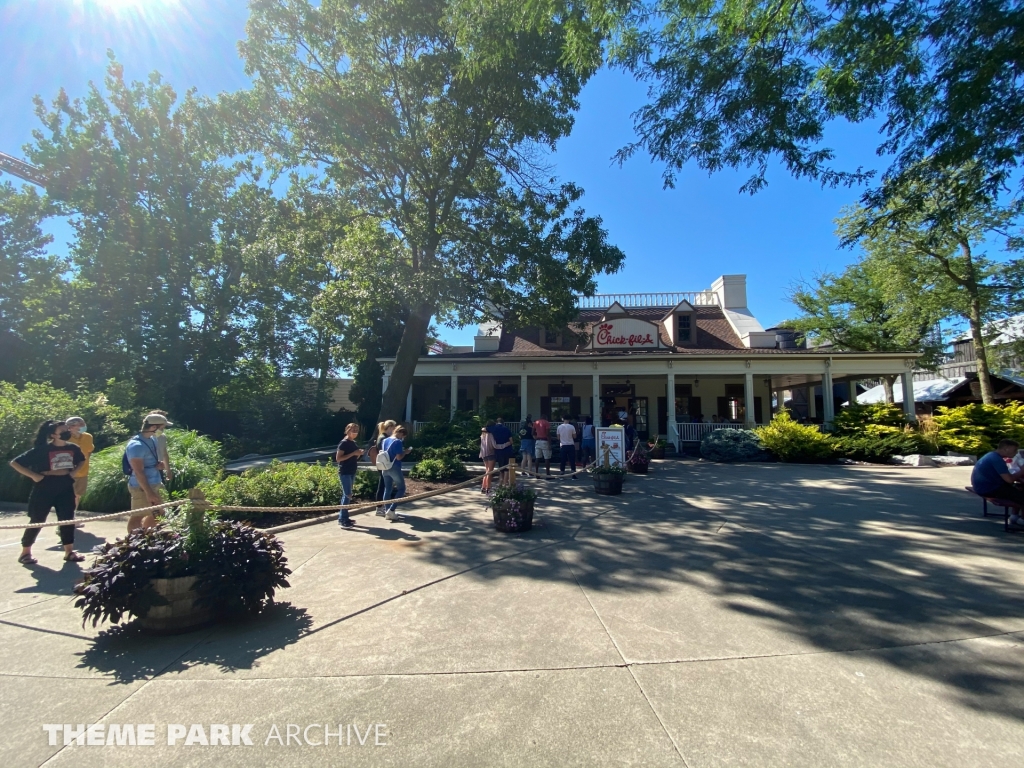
top-left (73, 510), bottom-right (291, 627)
top-left (487, 482), bottom-right (537, 532)
top-left (592, 463), bottom-right (627, 476)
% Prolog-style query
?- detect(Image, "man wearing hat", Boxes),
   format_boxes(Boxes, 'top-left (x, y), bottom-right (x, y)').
top-left (126, 413), bottom-right (172, 532)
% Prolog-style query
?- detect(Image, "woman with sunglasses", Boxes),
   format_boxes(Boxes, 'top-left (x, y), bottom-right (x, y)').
top-left (9, 420), bottom-right (87, 565)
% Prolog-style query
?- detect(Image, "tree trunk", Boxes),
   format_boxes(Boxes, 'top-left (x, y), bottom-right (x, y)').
top-left (881, 376), bottom-right (896, 404)
top-left (968, 295), bottom-right (996, 405)
top-left (376, 301), bottom-right (434, 425)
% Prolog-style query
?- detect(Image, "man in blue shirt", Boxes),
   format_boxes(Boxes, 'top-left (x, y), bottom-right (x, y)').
top-left (971, 438), bottom-right (1024, 526)
top-left (126, 414), bottom-right (171, 532)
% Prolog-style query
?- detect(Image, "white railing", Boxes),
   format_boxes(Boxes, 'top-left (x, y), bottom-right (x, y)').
top-left (575, 291), bottom-right (718, 309)
top-left (675, 422), bottom-right (733, 445)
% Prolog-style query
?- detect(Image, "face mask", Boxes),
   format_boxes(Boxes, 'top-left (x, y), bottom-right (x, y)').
top-left (76, 424), bottom-right (87, 433)
top-left (58, 430), bottom-right (72, 440)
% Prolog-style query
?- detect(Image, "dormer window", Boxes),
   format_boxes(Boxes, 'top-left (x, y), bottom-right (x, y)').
top-left (677, 314), bottom-right (692, 343)
top-left (541, 328), bottom-right (562, 348)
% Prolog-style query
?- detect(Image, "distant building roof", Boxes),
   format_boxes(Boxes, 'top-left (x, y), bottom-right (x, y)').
top-left (954, 315), bottom-right (1024, 346)
top-left (848, 377), bottom-right (966, 405)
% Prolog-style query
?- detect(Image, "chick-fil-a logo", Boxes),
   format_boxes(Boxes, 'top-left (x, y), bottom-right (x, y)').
top-left (595, 322), bottom-right (656, 348)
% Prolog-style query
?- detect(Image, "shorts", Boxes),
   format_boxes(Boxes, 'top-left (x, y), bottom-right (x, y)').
top-left (480, 454), bottom-right (496, 463)
top-left (73, 475), bottom-right (88, 497)
top-left (129, 483), bottom-right (168, 511)
top-left (535, 440), bottom-right (552, 460)
top-left (520, 439), bottom-right (535, 456)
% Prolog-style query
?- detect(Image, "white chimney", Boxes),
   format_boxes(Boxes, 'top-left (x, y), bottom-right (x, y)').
top-left (711, 275), bottom-right (748, 309)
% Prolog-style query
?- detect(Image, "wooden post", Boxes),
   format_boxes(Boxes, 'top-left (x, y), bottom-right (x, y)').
top-left (602, 444), bottom-right (610, 468)
top-left (507, 458), bottom-right (517, 487)
top-left (187, 488), bottom-right (210, 530)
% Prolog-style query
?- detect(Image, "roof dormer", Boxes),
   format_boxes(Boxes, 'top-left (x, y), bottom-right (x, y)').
top-left (662, 300), bottom-right (697, 347)
top-left (602, 301), bottom-right (629, 320)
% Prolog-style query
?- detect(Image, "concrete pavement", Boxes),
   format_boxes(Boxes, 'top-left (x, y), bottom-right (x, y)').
top-left (1, 461), bottom-right (1022, 766)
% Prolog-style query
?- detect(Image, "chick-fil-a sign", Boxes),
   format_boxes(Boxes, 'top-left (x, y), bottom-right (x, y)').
top-left (592, 319), bottom-right (660, 349)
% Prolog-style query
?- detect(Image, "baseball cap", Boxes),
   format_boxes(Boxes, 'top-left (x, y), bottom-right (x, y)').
top-left (144, 413), bottom-right (174, 427)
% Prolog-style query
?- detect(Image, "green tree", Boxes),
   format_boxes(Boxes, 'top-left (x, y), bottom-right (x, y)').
top-left (591, 0), bottom-right (1024, 199)
top-left (837, 164), bottom-right (1024, 404)
top-left (236, 0), bottom-right (624, 425)
top-left (787, 245), bottom-right (948, 402)
top-left (0, 183), bottom-right (72, 384)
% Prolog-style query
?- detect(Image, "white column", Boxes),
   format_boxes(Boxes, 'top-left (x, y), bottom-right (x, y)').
top-left (405, 383), bottom-right (413, 423)
top-left (450, 374), bottom-right (458, 420)
top-left (667, 372), bottom-right (677, 445)
top-left (807, 385), bottom-right (817, 420)
top-left (822, 366), bottom-right (835, 426)
top-left (592, 373), bottom-right (600, 426)
top-left (520, 373), bottom-right (528, 421)
top-left (776, 388), bottom-right (787, 414)
top-left (901, 370), bottom-right (917, 422)
top-left (744, 372), bottom-right (755, 426)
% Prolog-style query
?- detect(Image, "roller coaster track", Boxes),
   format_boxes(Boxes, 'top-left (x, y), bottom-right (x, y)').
top-left (0, 151), bottom-right (46, 187)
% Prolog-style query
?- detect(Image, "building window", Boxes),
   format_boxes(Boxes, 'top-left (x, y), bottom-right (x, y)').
top-left (677, 314), bottom-right (692, 343)
top-left (541, 328), bottom-right (562, 347)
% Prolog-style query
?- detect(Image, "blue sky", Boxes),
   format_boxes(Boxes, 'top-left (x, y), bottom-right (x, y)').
top-left (1, 0), bottom-right (889, 347)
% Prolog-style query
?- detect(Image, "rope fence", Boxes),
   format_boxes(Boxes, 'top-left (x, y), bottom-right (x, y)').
top-left (0, 458), bottom-right (608, 535)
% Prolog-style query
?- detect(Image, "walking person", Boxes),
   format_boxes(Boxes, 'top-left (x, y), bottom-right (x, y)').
top-left (380, 426), bottom-right (408, 522)
top-left (372, 420), bottom-right (396, 516)
top-left (125, 414), bottom-right (171, 533)
top-left (10, 420), bottom-right (87, 565)
top-left (519, 415), bottom-right (535, 475)
top-left (336, 422), bottom-right (363, 529)
top-left (64, 416), bottom-right (93, 509)
top-left (480, 424), bottom-right (497, 493)
top-left (580, 415), bottom-right (596, 467)
top-left (557, 415), bottom-right (577, 478)
top-left (533, 413), bottom-right (552, 477)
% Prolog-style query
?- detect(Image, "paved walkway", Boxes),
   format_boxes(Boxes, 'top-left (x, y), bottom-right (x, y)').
top-left (1, 462), bottom-right (1022, 766)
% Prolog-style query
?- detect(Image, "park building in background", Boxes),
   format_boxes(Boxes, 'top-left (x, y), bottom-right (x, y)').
top-left (377, 275), bottom-right (922, 452)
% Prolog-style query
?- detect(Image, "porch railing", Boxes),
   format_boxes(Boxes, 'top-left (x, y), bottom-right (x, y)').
top-left (575, 291), bottom-right (718, 309)
top-left (674, 422), bottom-right (732, 447)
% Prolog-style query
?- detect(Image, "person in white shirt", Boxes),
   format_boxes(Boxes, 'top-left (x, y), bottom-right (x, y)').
top-left (556, 415), bottom-right (577, 478)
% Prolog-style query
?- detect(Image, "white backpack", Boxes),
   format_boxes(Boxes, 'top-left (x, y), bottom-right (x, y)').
top-left (376, 440), bottom-right (395, 470)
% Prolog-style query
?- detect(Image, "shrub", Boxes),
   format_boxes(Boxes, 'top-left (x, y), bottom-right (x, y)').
top-left (832, 403), bottom-right (909, 434)
top-left (353, 469), bottom-right (380, 500)
top-left (932, 402), bottom-right (1024, 455)
top-left (79, 430), bottom-right (225, 513)
top-left (700, 428), bottom-right (766, 462)
top-left (200, 460), bottom-right (342, 509)
top-left (73, 511), bottom-right (291, 627)
top-left (412, 409), bottom-right (488, 460)
top-left (831, 429), bottom-right (927, 463)
top-left (410, 456), bottom-right (467, 482)
top-left (754, 412), bottom-right (834, 462)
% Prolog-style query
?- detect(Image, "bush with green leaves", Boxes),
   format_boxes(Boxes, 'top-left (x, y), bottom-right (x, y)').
top-left (700, 428), bottom-right (766, 462)
top-left (412, 409), bottom-right (488, 460)
top-left (832, 403), bottom-right (909, 434)
top-left (201, 460), bottom-right (341, 509)
top-left (73, 509), bottom-right (291, 627)
top-left (754, 412), bottom-right (834, 462)
top-left (831, 430), bottom-right (927, 463)
top-left (410, 446), bottom-right (468, 482)
top-left (932, 402), bottom-right (1024, 455)
top-left (79, 430), bottom-right (225, 513)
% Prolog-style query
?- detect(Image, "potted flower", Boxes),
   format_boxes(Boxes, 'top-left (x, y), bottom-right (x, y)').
top-left (592, 462), bottom-right (627, 495)
top-left (627, 443), bottom-right (650, 474)
top-left (647, 436), bottom-right (667, 460)
top-left (74, 506), bottom-right (291, 634)
top-left (488, 482), bottom-right (537, 533)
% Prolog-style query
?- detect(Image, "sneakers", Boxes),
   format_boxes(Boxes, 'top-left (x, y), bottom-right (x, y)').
top-left (1010, 515), bottom-right (1024, 528)
top-left (385, 512), bottom-right (404, 522)
top-left (375, 508), bottom-right (386, 516)
top-left (338, 517), bottom-right (355, 529)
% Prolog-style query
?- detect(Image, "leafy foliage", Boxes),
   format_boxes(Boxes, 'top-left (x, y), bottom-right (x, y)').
top-left (932, 402), bottom-right (1024, 455)
top-left (700, 428), bottom-right (766, 462)
top-left (832, 404), bottom-right (911, 435)
top-left (413, 410), bottom-right (489, 461)
top-left (410, 447), bottom-right (468, 482)
top-left (831, 430), bottom-right (927, 464)
top-left (754, 412), bottom-right (833, 463)
top-left (73, 515), bottom-right (291, 627)
top-left (201, 460), bottom-right (342, 509)
top-left (78, 430), bottom-right (225, 513)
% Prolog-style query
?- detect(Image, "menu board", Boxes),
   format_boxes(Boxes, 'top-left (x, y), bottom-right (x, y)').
top-left (595, 427), bottom-right (626, 468)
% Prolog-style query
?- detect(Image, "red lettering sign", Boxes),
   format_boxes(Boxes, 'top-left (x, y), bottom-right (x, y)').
top-left (595, 323), bottom-right (656, 348)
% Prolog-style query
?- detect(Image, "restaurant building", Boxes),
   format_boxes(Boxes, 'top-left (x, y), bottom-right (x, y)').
top-left (380, 275), bottom-right (922, 450)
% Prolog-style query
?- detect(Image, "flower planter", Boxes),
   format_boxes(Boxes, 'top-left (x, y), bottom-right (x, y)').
top-left (649, 446), bottom-right (666, 460)
top-left (139, 575), bottom-right (213, 635)
top-left (627, 462), bottom-right (649, 474)
top-left (491, 499), bottom-right (534, 533)
top-left (593, 473), bottom-right (624, 495)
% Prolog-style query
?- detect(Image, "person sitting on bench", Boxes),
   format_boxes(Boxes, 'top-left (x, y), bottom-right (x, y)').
top-left (971, 438), bottom-right (1024, 527)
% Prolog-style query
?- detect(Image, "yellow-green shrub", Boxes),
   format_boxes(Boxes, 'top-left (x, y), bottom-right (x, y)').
top-left (754, 411), bottom-right (834, 462)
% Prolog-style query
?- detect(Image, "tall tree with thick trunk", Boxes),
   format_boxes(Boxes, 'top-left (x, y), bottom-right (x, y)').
top-left (236, 0), bottom-right (623, 424)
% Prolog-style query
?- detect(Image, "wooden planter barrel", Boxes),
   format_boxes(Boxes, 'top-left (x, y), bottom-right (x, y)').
top-left (491, 499), bottom-right (535, 533)
top-left (593, 473), bottom-right (624, 495)
top-left (649, 446), bottom-right (666, 459)
top-left (627, 462), bottom-right (650, 474)
top-left (139, 575), bottom-right (213, 635)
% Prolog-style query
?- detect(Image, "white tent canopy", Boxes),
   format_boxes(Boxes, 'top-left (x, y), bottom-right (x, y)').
top-left (846, 377), bottom-right (965, 406)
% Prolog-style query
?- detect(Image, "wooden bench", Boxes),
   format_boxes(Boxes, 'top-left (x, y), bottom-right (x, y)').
top-left (964, 486), bottom-right (1019, 532)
